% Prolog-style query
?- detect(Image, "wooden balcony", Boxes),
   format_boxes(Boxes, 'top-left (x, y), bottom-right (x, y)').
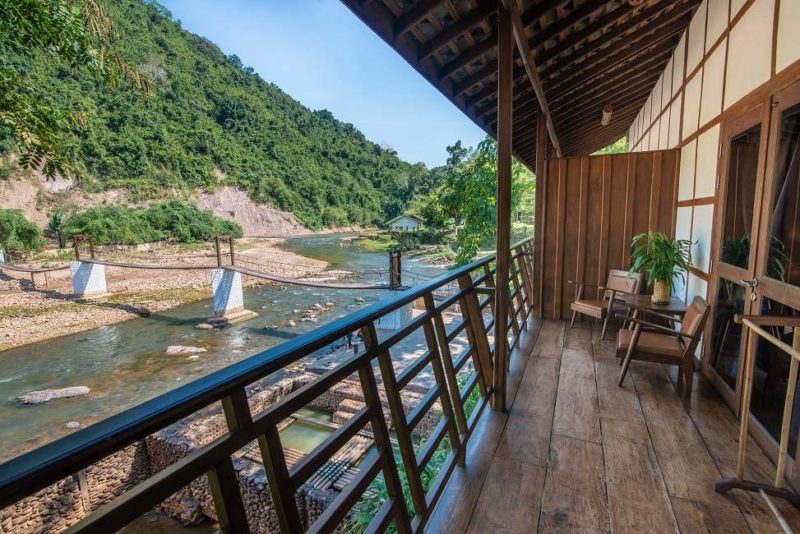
top-left (428, 318), bottom-right (800, 533)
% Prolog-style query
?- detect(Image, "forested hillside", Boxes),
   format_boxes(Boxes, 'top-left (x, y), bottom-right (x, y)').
top-left (0, 0), bottom-right (428, 228)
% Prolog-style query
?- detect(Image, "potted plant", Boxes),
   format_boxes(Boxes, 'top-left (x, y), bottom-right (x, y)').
top-left (629, 231), bottom-right (692, 305)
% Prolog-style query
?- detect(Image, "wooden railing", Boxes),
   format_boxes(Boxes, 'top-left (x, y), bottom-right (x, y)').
top-left (715, 314), bottom-right (800, 532)
top-left (0, 237), bottom-right (536, 533)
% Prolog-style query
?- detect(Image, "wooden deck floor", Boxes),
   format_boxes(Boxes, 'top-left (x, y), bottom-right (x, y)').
top-left (427, 319), bottom-right (800, 533)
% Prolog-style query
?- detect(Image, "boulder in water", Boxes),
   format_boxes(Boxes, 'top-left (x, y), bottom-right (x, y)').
top-left (165, 345), bottom-right (207, 355)
top-left (15, 387), bottom-right (91, 405)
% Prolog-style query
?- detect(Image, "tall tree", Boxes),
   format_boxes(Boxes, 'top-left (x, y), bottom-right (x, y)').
top-left (438, 137), bottom-right (534, 264)
top-left (0, 0), bottom-right (152, 178)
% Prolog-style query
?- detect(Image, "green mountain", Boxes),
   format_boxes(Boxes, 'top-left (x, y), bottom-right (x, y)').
top-left (2, 0), bottom-right (428, 228)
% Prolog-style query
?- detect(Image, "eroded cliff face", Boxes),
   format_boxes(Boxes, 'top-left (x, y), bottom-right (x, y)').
top-left (0, 174), bottom-right (307, 237)
top-left (199, 186), bottom-right (308, 237)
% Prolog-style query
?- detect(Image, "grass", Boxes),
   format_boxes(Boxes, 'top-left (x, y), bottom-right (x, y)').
top-left (357, 231), bottom-right (399, 252)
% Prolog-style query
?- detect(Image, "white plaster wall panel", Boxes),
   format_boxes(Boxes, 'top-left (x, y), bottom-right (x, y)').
top-left (652, 117), bottom-right (661, 149)
top-left (687, 0), bottom-right (708, 73)
top-left (776, 0), bottom-right (800, 73)
top-left (644, 130), bottom-right (651, 152)
top-left (724, 0), bottom-right (774, 110)
top-left (691, 204), bottom-right (715, 272)
top-left (706, 0), bottom-right (729, 49)
top-left (676, 206), bottom-right (694, 242)
top-left (687, 273), bottom-right (709, 303)
top-left (683, 71), bottom-right (703, 139)
top-left (669, 98), bottom-right (682, 148)
top-left (699, 42), bottom-right (726, 127)
top-left (645, 94), bottom-right (652, 129)
top-left (660, 112), bottom-right (670, 150)
top-left (731, 0), bottom-right (748, 20)
top-left (673, 271), bottom-right (688, 302)
top-left (663, 59), bottom-right (674, 107)
top-left (673, 33), bottom-right (687, 94)
top-left (679, 140), bottom-right (697, 201)
top-left (695, 124), bottom-right (720, 198)
top-left (653, 77), bottom-right (663, 116)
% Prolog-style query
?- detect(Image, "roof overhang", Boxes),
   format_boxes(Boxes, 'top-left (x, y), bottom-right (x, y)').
top-left (340, 0), bottom-right (699, 170)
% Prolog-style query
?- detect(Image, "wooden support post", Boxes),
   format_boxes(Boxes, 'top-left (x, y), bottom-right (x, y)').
top-left (215, 236), bottom-right (222, 267)
top-left (494, 3), bottom-right (513, 412)
top-left (73, 236), bottom-right (81, 261)
top-left (228, 237), bottom-right (235, 266)
top-left (534, 111), bottom-right (547, 317)
top-left (88, 235), bottom-right (95, 259)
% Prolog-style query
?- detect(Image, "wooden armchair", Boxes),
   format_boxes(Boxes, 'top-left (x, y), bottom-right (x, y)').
top-left (570, 270), bottom-right (642, 340)
top-left (616, 296), bottom-right (710, 399)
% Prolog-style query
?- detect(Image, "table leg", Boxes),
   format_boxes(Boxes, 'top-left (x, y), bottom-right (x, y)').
top-left (618, 323), bottom-right (641, 386)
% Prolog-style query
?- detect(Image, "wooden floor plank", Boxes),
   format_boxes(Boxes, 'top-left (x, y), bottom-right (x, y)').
top-left (495, 356), bottom-right (560, 466)
top-left (426, 319), bottom-right (541, 532)
top-left (552, 347), bottom-right (601, 444)
top-left (429, 320), bottom-right (800, 533)
top-left (630, 364), bottom-right (750, 531)
top-left (564, 322), bottom-right (593, 352)
top-left (592, 338), bottom-right (678, 532)
top-left (532, 320), bottom-right (565, 359)
top-left (538, 435), bottom-right (609, 532)
top-left (465, 457), bottom-right (546, 533)
top-left (675, 371), bottom-right (800, 532)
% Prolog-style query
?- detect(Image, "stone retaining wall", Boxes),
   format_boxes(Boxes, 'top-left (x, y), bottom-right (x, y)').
top-left (0, 367), bottom-right (445, 532)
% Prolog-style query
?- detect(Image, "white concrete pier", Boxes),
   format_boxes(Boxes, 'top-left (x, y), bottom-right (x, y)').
top-left (375, 289), bottom-right (413, 330)
top-left (70, 261), bottom-right (108, 297)
top-left (204, 268), bottom-right (257, 326)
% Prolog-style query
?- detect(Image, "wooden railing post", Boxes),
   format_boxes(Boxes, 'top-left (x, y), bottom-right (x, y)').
top-left (209, 388), bottom-right (250, 533)
top-left (229, 237), bottom-right (235, 267)
top-left (457, 274), bottom-right (493, 397)
top-left (214, 236), bottom-right (222, 267)
top-left (73, 235), bottom-right (81, 261)
top-left (424, 293), bottom-right (469, 441)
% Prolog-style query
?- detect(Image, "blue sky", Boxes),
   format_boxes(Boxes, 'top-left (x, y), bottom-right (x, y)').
top-left (157, 0), bottom-right (486, 167)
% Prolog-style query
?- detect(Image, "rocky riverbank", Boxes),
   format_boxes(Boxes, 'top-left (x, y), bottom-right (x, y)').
top-left (0, 237), bottom-right (331, 351)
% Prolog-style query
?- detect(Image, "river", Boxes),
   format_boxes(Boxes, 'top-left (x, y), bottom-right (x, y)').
top-left (0, 234), bottom-right (444, 461)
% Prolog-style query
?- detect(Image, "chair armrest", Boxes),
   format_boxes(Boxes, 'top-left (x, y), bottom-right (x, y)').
top-left (615, 315), bottom-right (694, 340)
top-left (641, 310), bottom-right (682, 324)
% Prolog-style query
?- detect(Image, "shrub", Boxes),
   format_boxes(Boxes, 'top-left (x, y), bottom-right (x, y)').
top-left (0, 209), bottom-right (44, 252)
top-left (62, 201), bottom-right (242, 245)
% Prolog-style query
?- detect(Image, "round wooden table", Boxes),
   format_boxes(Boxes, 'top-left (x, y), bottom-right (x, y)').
top-left (616, 294), bottom-right (690, 386)
top-left (621, 294), bottom-right (690, 317)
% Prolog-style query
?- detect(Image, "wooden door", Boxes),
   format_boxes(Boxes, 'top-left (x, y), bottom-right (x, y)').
top-left (745, 80), bottom-right (800, 482)
top-left (704, 103), bottom-right (771, 408)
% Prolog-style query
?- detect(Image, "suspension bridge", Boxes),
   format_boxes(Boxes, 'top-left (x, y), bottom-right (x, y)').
top-left (0, 235), bottom-right (413, 327)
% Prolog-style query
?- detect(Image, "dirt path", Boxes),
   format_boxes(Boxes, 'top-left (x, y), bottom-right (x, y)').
top-left (0, 238), bottom-right (330, 351)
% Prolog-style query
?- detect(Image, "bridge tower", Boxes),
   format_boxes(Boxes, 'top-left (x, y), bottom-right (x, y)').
top-left (377, 248), bottom-right (412, 330)
top-left (203, 237), bottom-right (258, 327)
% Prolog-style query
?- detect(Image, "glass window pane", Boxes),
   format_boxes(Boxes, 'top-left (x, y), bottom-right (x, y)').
top-left (721, 124), bottom-right (761, 269)
top-left (711, 277), bottom-right (746, 389)
top-left (766, 103), bottom-right (800, 286)
top-left (748, 298), bottom-right (800, 458)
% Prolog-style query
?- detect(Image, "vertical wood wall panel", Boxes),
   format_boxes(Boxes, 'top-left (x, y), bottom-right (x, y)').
top-left (538, 149), bottom-right (680, 319)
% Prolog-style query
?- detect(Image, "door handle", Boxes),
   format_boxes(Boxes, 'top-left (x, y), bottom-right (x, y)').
top-left (740, 278), bottom-right (759, 301)
top-left (740, 278), bottom-right (759, 289)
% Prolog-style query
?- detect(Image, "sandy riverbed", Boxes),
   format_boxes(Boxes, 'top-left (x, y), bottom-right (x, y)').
top-left (0, 238), bottom-right (330, 351)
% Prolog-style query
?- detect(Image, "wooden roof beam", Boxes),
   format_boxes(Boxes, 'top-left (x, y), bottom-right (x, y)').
top-left (558, 92), bottom-right (650, 139)
top-left (551, 65), bottom-right (663, 116)
top-left (438, 0), bottom-right (566, 81)
top-left (418, 1), bottom-right (496, 61)
top-left (394, 0), bottom-right (441, 37)
top-left (527, 0), bottom-right (614, 52)
top-left (543, 12), bottom-right (690, 83)
top-left (541, 0), bottom-right (698, 66)
top-left (508, 3), bottom-right (561, 157)
top-left (545, 19), bottom-right (687, 96)
top-left (549, 46), bottom-right (673, 104)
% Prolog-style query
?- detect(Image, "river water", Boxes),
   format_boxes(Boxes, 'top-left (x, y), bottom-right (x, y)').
top-left (0, 234), bottom-right (444, 461)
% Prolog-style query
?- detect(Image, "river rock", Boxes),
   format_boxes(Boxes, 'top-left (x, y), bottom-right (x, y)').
top-left (15, 386), bottom-right (91, 405)
top-left (287, 320), bottom-right (296, 327)
top-left (354, 297), bottom-right (365, 303)
top-left (65, 421), bottom-right (81, 429)
top-left (195, 323), bottom-right (213, 330)
top-left (165, 345), bottom-right (207, 355)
